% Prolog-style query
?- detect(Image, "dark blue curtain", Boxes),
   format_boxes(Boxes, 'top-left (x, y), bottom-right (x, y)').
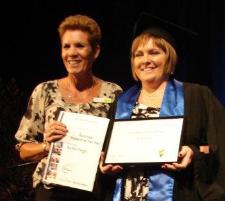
top-left (1, 0), bottom-right (224, 103)
top-left (211, 5), bottom-right (225, 106)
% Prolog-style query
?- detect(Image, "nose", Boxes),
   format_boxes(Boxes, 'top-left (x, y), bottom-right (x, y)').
top-left (142, 53), bottom-right (151, 64)
top-left (68, 46), bottom-right (78, 56)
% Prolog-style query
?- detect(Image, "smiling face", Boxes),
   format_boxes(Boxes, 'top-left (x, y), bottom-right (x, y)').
top-left (61, 29), bottom-right (100, 76)
top-left (132, 38), bottom-right (168, 85)
top-left (131, 33), bottom-right (177, 87)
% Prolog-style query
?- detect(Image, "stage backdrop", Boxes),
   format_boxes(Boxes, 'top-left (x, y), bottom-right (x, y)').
top-left (211, 4), bottom-right (225, 106)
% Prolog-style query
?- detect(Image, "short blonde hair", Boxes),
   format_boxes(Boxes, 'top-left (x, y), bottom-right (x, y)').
top-left (131, 33), bottom-right (177, 81)
top-left (58, 14), bottom-right (101, 49)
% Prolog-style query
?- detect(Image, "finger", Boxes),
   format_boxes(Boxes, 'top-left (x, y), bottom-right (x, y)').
top-left (100, 164), bottom-right (113, 174)
top-left (101, 164), bottom-right (123, 174)
top-left (161, 163), bottom-right (177, 171)
top-left (99, 152), bottom-right (107, 173)
top-left (44, 126), bottom-right (67, 140)
top-left (178, 146), bottom-right (187, 158)
top-left (48, 121), bottom-right (67, 132)
top-left (100, 152), bottom-right (105, 161)
top-left (49, 120), bottom-right (66, 127)
top-left (172, 162), bottom-right (185, 169)
top-left (178, 146), bottom-right (192, 157)
top-left (99, 153), bottom-right (114, 174)
top-left (50, 129), bottom-right (67, 137)
top-left (111, 165), bottom-right (123, 173)
top-left (46, 134), bottom-right (65, 142)
top-left (47, 125), bottom-right (68, 135)
top-left (177, 154), bottom-right (192, 168)
top-left (99, 152), bottom-right (123, 174)
top-left (173, 147), bottom-right (193, 169)
top-left (54, 124), bottom-right (68, 132)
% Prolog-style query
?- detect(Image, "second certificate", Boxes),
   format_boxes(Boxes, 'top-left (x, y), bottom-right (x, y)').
top-left (104, 117), bottom-right (183, 165)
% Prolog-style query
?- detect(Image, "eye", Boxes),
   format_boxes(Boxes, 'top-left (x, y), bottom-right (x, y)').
top-left (63, 43), bottom-right (70, 49)
top-left (134, 51), bottom-right (143, 57)
top-left (149, 49), bottom-right (160, 55)
top-left (76, 43), bottom-right (85, 48)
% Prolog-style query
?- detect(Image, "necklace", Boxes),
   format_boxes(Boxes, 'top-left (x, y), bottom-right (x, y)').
top-left (139, 88), bottom-right (165, 108)
top-left (141, 88), bottom-right (164, 98)
top-left (60, 77), bottom-right (98, 104)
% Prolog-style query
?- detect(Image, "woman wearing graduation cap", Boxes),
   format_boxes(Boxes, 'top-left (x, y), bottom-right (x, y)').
top-left (100, 12), bottom-right (225, 201)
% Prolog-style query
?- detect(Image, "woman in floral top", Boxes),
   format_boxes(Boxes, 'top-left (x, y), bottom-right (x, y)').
top-left (15, 14), bottom-right (122, 201)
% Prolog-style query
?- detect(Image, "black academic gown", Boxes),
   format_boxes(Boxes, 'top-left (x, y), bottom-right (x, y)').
top-left (101, 82), bottom-right (225, 201)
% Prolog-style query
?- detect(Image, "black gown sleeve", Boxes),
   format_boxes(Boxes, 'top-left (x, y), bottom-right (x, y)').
top-left (195, 87), bottom-right (225, 201)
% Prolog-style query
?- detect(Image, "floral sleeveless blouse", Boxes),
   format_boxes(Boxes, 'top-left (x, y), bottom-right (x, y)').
top-left (15, 79), bottom-right (122, 188)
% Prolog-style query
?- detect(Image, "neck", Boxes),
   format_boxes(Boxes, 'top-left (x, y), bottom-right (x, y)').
top-left (141, 80), bottom-right (167, 94)
top-left (67, 73), bottom-right (96, 91)
top-left (138, 80), bottom-right (167, 107)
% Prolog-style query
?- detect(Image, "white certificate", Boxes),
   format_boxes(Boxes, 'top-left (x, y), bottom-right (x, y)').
top-left (42, 111), bottom-right (109, 192)
top-left (104, 117), bottom-right (183, 164)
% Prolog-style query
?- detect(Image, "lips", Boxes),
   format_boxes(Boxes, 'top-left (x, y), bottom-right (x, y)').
top-left (67, 60), bottom-right (81, 65)
top-left (140, 66), bottom-right (156, 72)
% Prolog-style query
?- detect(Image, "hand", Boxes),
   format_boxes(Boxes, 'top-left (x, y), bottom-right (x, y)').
top-left (44, 120), bottom-right (68, 142)
top-left (161, 146), bottom-right (193, 171)
top-left (99, 152), bottom-right (123, 174)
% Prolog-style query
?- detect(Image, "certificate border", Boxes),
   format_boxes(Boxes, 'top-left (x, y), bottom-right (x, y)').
top-left (103, 116), bottom-right (184, 166)
top-left (42, 111), bottom-right (109, 191)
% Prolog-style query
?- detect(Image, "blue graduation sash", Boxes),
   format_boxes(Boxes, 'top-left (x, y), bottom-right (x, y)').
top-left (113, 79), bottom-right (184, 201)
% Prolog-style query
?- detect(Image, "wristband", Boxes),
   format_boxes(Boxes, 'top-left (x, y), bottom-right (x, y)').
top-left (41, 141), bottom-right (49, 153)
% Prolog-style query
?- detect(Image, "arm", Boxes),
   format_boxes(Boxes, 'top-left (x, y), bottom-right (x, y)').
top-left (196, 87), bottom-right (225, 200)
top-left (18, 120), bottom-right (68, 161)
top-left (184, 84), bottom-right (225, 200)
top-left (19, 142), bottom-right (50, 161)
top-left (15, 83), bottom-right (67, 161)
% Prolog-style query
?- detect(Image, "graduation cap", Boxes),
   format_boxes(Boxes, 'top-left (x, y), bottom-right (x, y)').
top-left (132, 12), bottom-right (199, 55)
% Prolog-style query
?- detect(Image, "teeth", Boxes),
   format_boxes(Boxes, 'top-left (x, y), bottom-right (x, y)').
top-left (68, 60), bottom-right (80, 65)
top-left (141, 67), bottom-right (155, 71)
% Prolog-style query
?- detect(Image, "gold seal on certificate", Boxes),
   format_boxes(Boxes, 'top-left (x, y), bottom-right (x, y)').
top-left (104, 117), bottom-right (184, 165)
top-left (42, 111), bottom-right (109, 192)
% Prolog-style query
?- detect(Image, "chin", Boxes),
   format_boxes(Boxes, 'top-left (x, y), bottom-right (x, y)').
top-left (140, 77), bottom-right (155, 82)
top-left (68, 67), bottom-right (82, 74)
top-left (70, 70), bottom-right (88, 77)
